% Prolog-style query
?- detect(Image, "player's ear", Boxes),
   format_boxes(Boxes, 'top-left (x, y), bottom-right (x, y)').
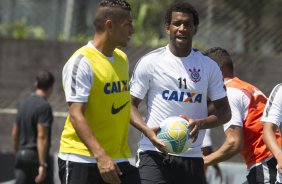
top-left (105, 19), bottom-right (113, 30)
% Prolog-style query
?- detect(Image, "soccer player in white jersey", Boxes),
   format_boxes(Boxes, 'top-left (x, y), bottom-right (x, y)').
top-left (262, 84), bottom-right (282, 184)
top-left (203, 47), bottom-right (281, 184)
top-left (129, 1), bottom-right (231, 184)
top-left (57, 1), bottom-right (140, 184)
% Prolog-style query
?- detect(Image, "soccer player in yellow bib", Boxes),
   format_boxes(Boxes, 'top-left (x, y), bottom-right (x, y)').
top-left (58, 1), bottom-right (139, 184)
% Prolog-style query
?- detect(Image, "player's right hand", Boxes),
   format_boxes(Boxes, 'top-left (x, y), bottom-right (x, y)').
top-left (97, 154), bottom-right (122, 184)
top-left (149, 126), bottom-right (168, 154)
top-left (35, 165), bottom-right (46, 183)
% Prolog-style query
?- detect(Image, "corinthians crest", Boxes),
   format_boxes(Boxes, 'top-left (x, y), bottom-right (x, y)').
top-left (188, 67), bottom-right (201, 83)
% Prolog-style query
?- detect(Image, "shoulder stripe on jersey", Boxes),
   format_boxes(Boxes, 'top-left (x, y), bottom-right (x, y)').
top-left (265, 84), bottom-right (282, 117)
top-left (71, 54), bottom-right (84, 96)
top-left (130, 47), bottom-right (165, 86)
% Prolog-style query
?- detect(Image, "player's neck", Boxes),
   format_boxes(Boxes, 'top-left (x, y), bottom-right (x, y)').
top-left (35, 89), bottom-right (47, 99)
top-left (92, 35), bottom-right (115, 57)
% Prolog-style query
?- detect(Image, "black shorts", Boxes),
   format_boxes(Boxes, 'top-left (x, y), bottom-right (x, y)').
top-left (58, 158), bottom-right (141, 184)
top-left (14, 149), bottom-right (53, 184)
top-left (247, 157), bottom-right (277, 184)
top-left (136, 151), bottom-right (206, 184)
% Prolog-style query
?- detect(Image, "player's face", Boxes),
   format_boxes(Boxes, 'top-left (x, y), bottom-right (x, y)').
top-left (166, 12), bottom-right (197, 56)
top-left (111, 11), bottom-right (134, 47)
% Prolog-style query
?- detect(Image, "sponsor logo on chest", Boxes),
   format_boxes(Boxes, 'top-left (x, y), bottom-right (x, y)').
top-left (162, 90), bottom-right (202, 103)
top-left (104, 80), bottom-right (129, 94)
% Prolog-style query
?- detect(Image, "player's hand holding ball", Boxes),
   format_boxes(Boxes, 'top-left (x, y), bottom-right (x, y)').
top-left (157, 116), bottom-right (192, 154)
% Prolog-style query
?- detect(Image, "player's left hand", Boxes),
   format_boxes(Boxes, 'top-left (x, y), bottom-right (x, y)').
top-left (180, 115), bottom-right (199, 143)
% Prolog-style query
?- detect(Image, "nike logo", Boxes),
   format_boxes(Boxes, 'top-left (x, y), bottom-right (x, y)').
top-left (111, 101), bottom-right (130, 114)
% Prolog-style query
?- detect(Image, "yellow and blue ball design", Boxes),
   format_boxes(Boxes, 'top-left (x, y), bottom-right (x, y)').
top-left (157, 116), bottom-right (191, 154)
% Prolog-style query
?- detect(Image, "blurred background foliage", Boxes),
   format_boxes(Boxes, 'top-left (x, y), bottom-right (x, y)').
top-left (127, 0), bottom-right (171, 47)
top-left (0, 17), bottom-right (46, 40)
top-left (0, 0), bottom-right (282, 53)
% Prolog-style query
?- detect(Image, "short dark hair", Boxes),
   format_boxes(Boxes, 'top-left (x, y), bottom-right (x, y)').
top-left (93, 0), bottom-right (131, 32)
top-left (165, 1), bottom-right (199, 26)
top-left (204, 47), bottom-right (233, 71)
top-left (36, 71), bottom-right (55, 90)
top-left (99, 0), bottom-right (131, 10)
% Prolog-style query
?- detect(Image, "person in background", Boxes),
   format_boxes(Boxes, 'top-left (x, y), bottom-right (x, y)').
top-left (129, 1), bottom-right (231, 183)
top-left (12, 71), bottom-right (55, 184)
top-left (261, 84), bottom-right (282, 184)
top-left (203, 47), bottom-right (281, 184)
top-left (58, 0), bottom-right (139, 184)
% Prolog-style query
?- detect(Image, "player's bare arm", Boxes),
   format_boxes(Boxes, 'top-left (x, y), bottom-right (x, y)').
top-left (263, 122), bottom-right (282, 174)
top-left (185, 96), bottom-right (231, 139)
top-left (130, 95), bottom-right (168, 154)
top-left (203, 125), bottom-right (243, 166)
top-left (35, 124), bottom-right (49, 183)
top-left (12, 123), bottom-right (19, 154)
top-left (200, 96), bottom-right (231, 129)
top-left (68, 102), bottom-right (122, 184)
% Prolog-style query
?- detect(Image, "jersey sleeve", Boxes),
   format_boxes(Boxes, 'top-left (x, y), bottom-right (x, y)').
top-left (223, 88), bottom-right (248, 131)
top-left (130, 57), bottom-right (153, 100)
top-left (261, 84), bottom-right (282, 127)
top-left (62, 54), bottom-right (93, 103)
top-left (38, 104), bottom-right (53, 127)
top-left (207, 60), bottom-right (227, 101)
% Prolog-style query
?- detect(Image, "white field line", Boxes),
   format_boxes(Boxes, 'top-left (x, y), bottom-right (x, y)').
top-left (0, 108), bottom-right (68, 118)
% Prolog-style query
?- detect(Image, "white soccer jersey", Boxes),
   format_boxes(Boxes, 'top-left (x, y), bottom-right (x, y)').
top-left (62, 41), bottom-right (114, 103)
top-left (130, 45), bottom-right (226, 157)
top-left (261, 84), bottom-right (282, 127)
top-left (223, 85), bottom-right (250, 131)
top-left (261, 84), bottom-right (282, 183)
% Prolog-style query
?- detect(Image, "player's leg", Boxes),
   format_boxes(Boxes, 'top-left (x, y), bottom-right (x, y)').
top-left (58, 158), bottom-right (105, 184)
top-left (268, 157), bottom-right (279, 184)
top-left (15, 149), bottom-right (38, 184)
top-left (168, 156), bottom-right (206, 184)
top-left (136, 151), bottom-right (170, 184)
top-left (247, 157), bottom-right (277, 184)
top-left (15, 168), bottom-right (27, 184)
top-left (117, 161), bottom-right (141, 184)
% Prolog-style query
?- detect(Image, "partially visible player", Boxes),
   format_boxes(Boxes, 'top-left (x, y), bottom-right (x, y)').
top-left (261, 84), bottom-right (282, 184)
top-left (203, 47), bottom-right (282, 184)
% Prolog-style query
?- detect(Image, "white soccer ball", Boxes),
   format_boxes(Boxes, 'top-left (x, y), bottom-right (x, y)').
top-left (157, 116), bottom-right (192, 154)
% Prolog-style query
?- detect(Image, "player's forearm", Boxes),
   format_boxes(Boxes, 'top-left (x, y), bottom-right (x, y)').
top-left (12, 124), bottom-right (19, 153)
top-left (37, 133), bottom-right (48, 166)
top-left (130, 96), bottom-right (156, 140)
top-left (263, 123), bottom-right (282, 160)
top-left (130, 105), bottom-right (156, 140)
top-left (197, 114), bottom-right (230, 130)
top-left (200, 97), bottom-right (231, 129)
top-left (204, 137), bottom-right (240, 166)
